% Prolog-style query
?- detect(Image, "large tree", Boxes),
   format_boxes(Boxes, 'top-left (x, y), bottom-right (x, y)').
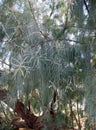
top-left (0, 0), bottom-right (96, 129)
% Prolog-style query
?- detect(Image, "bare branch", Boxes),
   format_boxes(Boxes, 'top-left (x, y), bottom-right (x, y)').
top-left (83, 0), bottom-right (89, 15)
top-left (28, 0), bottom-right (48, 39)
top-left (0, 59), bottom-right (10, 67)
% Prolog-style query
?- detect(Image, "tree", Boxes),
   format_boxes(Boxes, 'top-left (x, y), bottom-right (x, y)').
top-left (0, 0), bottom-right (96, 129)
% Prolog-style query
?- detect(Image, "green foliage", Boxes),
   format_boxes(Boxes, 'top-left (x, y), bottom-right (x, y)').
top-left (0, 0), bottom-right (96, 129)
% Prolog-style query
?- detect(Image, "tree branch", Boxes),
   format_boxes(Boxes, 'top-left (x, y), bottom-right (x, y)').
top-left (30, 37), bottom-right (91, 49)
top-left (83, 0), bottom-right (89, 15)
top-left (28, 0), bottom-right (48, 39)
top-left (0, 59), bottom-right (10, 67)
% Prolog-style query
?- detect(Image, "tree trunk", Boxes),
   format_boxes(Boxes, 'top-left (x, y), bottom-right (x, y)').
top-left (77, 100), bottom-right (81, 130)
top-left (69, 99), bottom-right (74, 130)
